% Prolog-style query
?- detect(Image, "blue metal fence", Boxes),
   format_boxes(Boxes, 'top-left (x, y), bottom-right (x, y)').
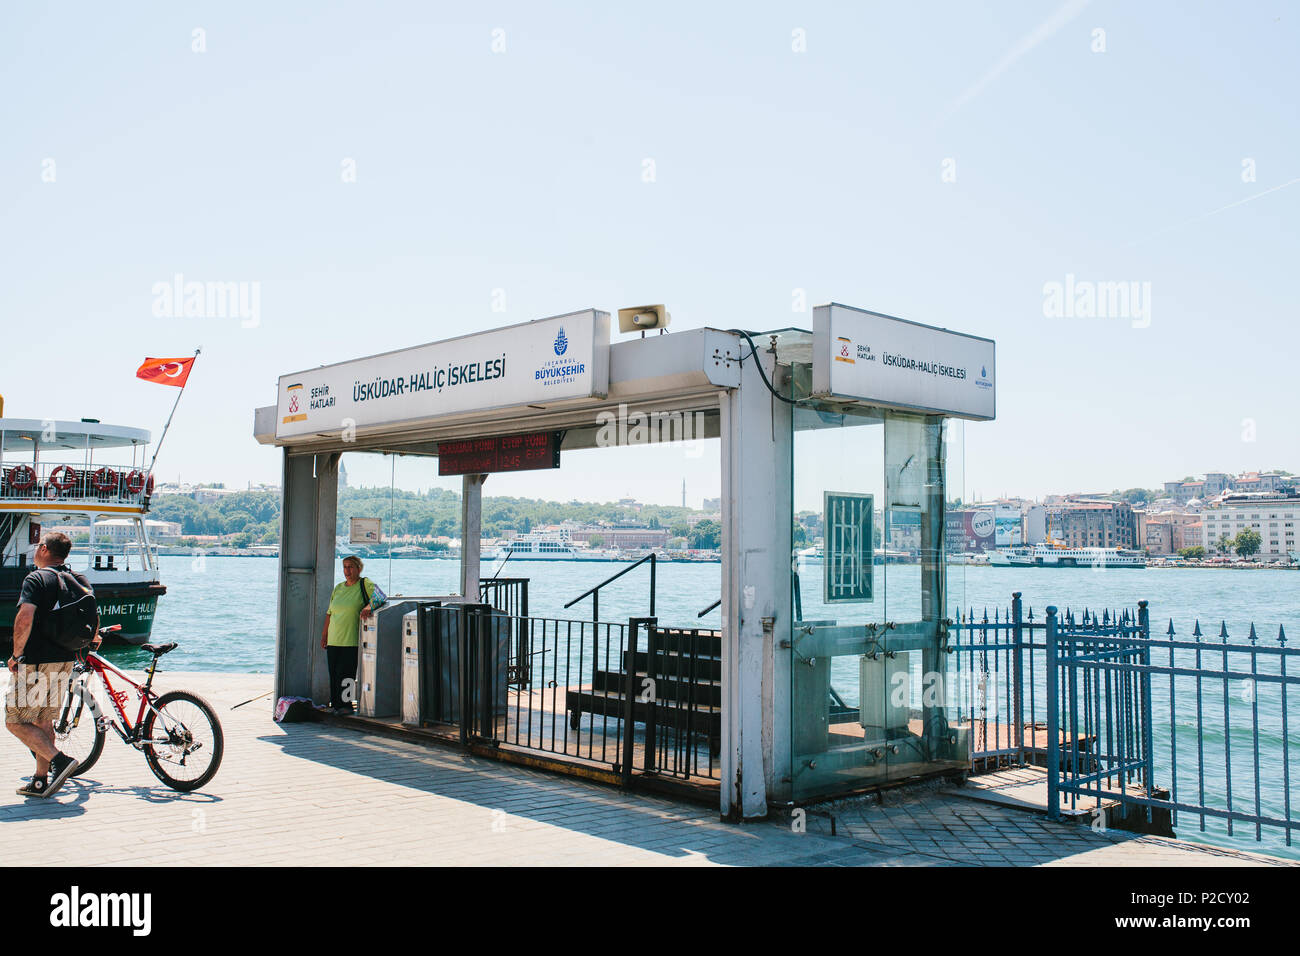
top-left (1046, 604), bottom-right (1156, 829)
top-left (955, 594), bottom-right (1300, 849)
top-left (952, 593), bottom-right (1058, 769)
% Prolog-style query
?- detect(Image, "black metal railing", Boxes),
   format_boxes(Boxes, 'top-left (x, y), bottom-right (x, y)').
top-left (410, 600), bottom-right (720, 784)
top-left (479, 577), bottom-right (530, 685)
top-left (564, 553), bottom-right (657, 624)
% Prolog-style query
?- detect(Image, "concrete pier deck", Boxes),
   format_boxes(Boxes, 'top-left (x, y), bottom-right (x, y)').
top-left (1, 671), bottom-right (1292, 867)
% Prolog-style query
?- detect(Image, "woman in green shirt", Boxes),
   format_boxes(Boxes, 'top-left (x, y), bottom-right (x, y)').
top-left (320, 556), bottom-right (376, 714)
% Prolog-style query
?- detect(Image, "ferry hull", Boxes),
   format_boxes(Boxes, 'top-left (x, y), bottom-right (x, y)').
top-left (0, 582), bottom-right (165, 649)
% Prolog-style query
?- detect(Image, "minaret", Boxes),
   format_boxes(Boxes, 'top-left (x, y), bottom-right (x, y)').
top-left (681, 479), bottom-right (686, 508)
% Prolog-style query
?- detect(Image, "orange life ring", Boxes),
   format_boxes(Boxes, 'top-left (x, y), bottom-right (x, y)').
top-left (92, 467), bottom-right (119, 492)
top-left (7, 465), bottom-right (36, 491)
top-left (49, 465), bottom-right (77, 490)
top-left (126, 469), bottom-right (146, 494)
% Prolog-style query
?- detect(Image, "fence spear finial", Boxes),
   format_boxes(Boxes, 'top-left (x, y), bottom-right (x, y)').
top-left (1279, 624), bottom-right (1287, 646)
top-left (1193, 619), bottom-right (1203, 639)
top-left (1167, 618), bottom-right (1176, 637)
top-left (1219, 620), bottom-right (1230, 642)
top-left (1248, 622), bottom-right (1258, 644)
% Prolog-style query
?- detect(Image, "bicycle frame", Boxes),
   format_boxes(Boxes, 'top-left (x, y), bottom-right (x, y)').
top-left (63, 649), bottom-right (171, 746)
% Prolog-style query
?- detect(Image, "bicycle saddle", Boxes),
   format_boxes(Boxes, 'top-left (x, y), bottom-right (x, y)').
top-left (141, 642), bottom-right (178, 656)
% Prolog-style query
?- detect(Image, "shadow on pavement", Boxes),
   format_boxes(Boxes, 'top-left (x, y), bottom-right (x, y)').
top-left (261, 721), bottom-right (906, 866)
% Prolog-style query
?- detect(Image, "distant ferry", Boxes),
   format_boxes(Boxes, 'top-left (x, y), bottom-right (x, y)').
top-left (490, 529), bottom-right (614, 561)
top-left (988, 544), bottom-right (1146, 568)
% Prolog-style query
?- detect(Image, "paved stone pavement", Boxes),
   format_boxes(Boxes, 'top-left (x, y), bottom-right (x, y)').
top-left (1, 671), bottom-right (1292, 866)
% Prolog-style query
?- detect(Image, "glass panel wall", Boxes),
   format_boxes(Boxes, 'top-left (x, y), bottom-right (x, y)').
top-left (790, 401), bottom-right (966, 800)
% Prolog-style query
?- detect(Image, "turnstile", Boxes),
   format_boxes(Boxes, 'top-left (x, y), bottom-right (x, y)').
top-left (358, 600), bottom-right (420, 718)
top-left (359, 597), bottom-right (509, 730)
top-left (401, 610), bottom-right (421, 726)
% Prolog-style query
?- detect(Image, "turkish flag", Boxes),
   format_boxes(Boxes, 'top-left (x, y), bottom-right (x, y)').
top-left (136, 356), bottom-right (195, 387)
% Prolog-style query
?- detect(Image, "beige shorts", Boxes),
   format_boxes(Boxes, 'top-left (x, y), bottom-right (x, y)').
top-left (5, 661), bottom-right (74, 724)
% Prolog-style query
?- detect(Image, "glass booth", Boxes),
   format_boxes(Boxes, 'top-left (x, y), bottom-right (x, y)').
top-left (787, 391), bottom-right (968, 799)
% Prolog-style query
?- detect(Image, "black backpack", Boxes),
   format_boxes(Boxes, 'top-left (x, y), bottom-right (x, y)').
top-left (37, 568), bottom-right (99, 652)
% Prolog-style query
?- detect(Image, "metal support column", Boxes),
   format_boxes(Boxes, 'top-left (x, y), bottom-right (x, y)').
top-left (274, 450), bottom-right (339, 704)
top-left (719, 346), bottom-right (792, 819)
top-left (460, 473), bottom-right (486, 598)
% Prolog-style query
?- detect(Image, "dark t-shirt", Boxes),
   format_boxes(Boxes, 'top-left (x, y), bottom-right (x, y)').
top-left (17, 565), bottom-right (93, 664)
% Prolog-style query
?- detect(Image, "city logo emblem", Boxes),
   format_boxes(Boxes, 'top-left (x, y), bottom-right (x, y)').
top-left (283, 382), bottom-right (307, 424)
top-left (975, 365), bottom-right (993, 390)
top-left (554, 328), bottom-right (568, 356)
top-left (835, 336), bottom-right (855, 364)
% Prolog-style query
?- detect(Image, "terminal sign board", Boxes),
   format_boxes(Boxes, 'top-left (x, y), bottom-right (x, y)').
top-left (438, 431), bottom-right (561, 476)
top-left (275, 310), bottom-right (609, 440)
top-left (350, 517), bottom-right (382, 545)
top-left (812, 303), bottom-right (996, 421)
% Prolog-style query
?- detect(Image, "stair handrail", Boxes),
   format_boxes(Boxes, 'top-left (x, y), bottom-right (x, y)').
top-left (564, 552), bottom-right (656, 623)
top-left (697, 598), bottom-right (721, 618)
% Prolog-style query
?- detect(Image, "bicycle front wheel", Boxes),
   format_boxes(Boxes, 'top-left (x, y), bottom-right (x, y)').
top-left (141, 690), bottom-right (224, 792)
top-left (54, 679), bottom-right (105, 777)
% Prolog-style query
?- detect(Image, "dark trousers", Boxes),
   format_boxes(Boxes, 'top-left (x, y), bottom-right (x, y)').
top-left (326, 645), bottom-right (359, 711)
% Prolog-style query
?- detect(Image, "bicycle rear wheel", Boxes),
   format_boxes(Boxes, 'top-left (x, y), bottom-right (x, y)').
top-left (54, 679), bottom-right (106, 777)
top-left (141, 690), bottom-right (224, 792)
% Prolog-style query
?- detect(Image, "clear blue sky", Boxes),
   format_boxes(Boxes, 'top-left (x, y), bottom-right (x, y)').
top-left (2, 1), bottom-right (1296, 505)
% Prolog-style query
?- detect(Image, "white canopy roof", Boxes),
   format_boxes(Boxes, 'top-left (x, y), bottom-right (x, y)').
top-left (0, 419), bottom-right (150, 453)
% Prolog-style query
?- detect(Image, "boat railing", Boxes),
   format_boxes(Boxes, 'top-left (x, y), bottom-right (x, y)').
top-left (0, 461), bottom-right (154, 508)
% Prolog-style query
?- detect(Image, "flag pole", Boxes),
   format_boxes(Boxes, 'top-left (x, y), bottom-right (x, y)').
top-left (146, 348), bottom-right (200, 478)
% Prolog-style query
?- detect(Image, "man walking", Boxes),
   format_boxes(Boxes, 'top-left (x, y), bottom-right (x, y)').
top-left (5, 532), bottom-right (95, 797)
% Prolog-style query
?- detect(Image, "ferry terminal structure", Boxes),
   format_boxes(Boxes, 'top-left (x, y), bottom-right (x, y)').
top-left (255, 303), bottom-right (995, 819)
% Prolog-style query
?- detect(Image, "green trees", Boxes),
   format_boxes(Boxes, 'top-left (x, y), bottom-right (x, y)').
top-left (1216, 533), bottom-right (1235, 555)
top-left (1234, 528), bottom-right (1262, 558)
top-left (1114, 487), bottom-right (1159, 505)
top-left (1178, 546), bottom-right (1206, 559)
top-left (148, 486), bottom-right (722, 543)
top-left (688, 519), bottom-right (721, 549)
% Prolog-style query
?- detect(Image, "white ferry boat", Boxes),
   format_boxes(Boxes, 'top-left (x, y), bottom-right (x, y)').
top-left (988, 544), bottom-right (1146, 568)
top-left (1, 416), bottom-right (166, 647)
top-left (490, 529), bottom-right (613, 561)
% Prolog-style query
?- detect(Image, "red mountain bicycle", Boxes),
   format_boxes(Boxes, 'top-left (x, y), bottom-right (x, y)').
top-left (53, 626), bottom-right (224, 792)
